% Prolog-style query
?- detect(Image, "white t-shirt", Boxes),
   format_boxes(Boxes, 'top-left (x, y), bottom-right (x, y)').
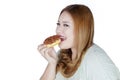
top-left (55, 44), bottom-right (120, 80)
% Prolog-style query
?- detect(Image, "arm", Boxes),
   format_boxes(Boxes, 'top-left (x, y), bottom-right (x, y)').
top-left (40, 63), bottom-right (57, 80)
top-left (38, 44), bottom-right (58, 80)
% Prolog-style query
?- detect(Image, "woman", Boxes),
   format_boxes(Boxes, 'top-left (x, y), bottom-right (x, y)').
top-left (38, 4), bottom-right (120, 80)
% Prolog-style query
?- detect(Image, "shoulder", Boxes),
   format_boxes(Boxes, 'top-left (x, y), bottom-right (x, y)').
top-left (83, 44), bottom-right (120, 80)
top-left (85, 44), bottom-right (113, 64)
top-left (55, 72), bottom-right (66, 80)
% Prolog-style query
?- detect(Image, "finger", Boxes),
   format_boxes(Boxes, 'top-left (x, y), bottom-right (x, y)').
top-left (40, 47), bottom-right (48, 56)
top-left (37, 44), bottom-right (44, 50)
top-left (48, 48), bottom-right (56, 55)
top-left (44, 49), bottom-right (50, 59)
top-left (37, 44), bottom-right (47, 52)
top-left (44, 48), bottom-right (56, 58)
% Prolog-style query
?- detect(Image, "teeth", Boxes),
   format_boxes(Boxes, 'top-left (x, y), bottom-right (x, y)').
top-left (60, 36), bottom-right (64, 39)
top-left (60, 36), bottom-right (66, 41)
top-left (58, 35), bottom-right (66, 41)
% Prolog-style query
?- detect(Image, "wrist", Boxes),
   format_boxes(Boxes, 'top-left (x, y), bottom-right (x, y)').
top-left (48, 62), bottom-right (57, 66)
top-left (48, 59), bottom-right (58, 65)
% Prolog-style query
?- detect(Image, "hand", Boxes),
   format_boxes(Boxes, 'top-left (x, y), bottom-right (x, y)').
top-left (37, 44), bottom-right (58, 64)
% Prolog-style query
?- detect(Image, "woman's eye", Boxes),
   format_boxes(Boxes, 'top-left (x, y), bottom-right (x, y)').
top-left (56, 23), bottom-right (60, 26)
top-left (63, 24), bottom-right (69, 27)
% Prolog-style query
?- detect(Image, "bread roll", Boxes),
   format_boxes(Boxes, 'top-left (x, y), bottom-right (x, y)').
top-left (43, 35), bottom-right (61, 47)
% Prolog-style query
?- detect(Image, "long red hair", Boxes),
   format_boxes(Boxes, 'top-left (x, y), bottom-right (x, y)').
top-left (56, 4), bottom-right (94, 78)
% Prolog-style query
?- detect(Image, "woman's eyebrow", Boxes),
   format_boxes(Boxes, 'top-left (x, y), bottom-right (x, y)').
top-left (58, 20), bottom-right (70, 23)
top-left (62, 21), bottom-right (70, 23)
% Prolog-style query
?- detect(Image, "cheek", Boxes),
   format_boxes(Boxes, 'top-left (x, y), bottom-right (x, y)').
top-left (68, 31), bottom-right (75, 44)
top-left (69, 36), bottom-right (74, 44)
top-left (66, 30), bottom-right (74, 40)
top-left (66, 33), bottom-right (74, 45)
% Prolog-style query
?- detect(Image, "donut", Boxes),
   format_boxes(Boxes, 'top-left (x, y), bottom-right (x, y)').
top-left (43, 35), bottom-right (61, 47)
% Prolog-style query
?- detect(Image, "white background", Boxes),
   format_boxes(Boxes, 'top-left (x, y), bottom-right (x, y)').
top-left (0, 0), bottom-right (120, 80)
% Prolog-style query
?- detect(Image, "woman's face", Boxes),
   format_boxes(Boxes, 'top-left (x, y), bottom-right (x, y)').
top-left (56, 11), bottom-right (75, 49)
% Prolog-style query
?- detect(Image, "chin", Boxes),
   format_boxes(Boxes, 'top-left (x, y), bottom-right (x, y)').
top-left (58, 45), bottom-right (70, 49)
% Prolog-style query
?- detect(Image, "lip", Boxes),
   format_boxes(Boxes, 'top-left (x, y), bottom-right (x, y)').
top-left (59, 35), bottom-right (66, 42)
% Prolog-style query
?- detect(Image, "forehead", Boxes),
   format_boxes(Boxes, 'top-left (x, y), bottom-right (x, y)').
top-left (58, 11), bottom-right (73, 23)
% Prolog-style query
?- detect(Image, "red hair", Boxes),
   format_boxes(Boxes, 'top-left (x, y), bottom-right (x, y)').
top-left (56, 4), bottom-right (94, 78)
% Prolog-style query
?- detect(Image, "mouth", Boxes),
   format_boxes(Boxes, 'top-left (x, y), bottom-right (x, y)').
top-left (59, 35), bottom-right (66, 42)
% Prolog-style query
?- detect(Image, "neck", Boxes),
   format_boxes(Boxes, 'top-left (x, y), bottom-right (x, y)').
top-left (71, 48), bottom-right (77, 61)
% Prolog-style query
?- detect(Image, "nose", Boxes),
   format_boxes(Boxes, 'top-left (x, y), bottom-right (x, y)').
top-left (56, 26), bottom-right (63, 35)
